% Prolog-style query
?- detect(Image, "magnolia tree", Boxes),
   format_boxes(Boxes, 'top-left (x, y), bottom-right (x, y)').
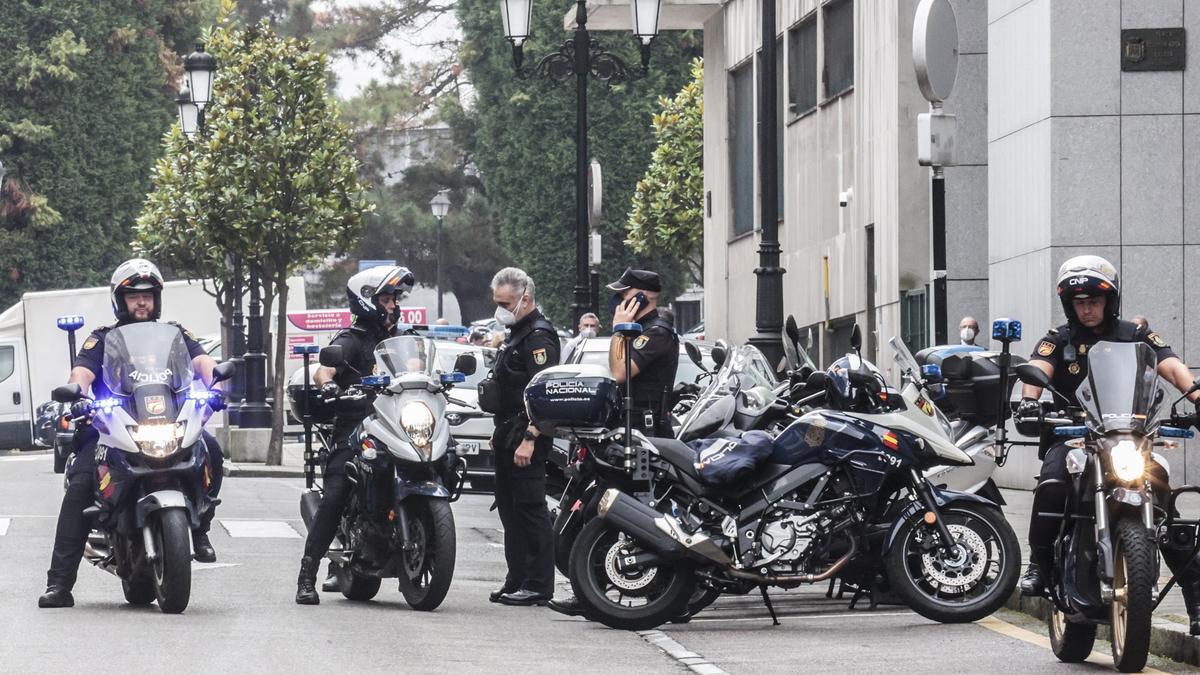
top-left (137, 10), bottom-right (370, 464)
top-left (626, 59), bottom-right (704, 286)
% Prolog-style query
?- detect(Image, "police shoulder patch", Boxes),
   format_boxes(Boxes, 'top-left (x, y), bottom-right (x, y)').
top-left (82, 336), bottom-right (98, 350)
top-left (1148, 332), bottom-right (1167, 348)
top-left (1037, 340), bottom-right (1056, 357)
top-left (532, 348), bottom-right (547, 365)
top-left (633, 335), bottom-right (650, 350)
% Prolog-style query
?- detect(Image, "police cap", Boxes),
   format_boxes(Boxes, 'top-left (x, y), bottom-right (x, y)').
top-left (606, 267), bottom-right (662, 293)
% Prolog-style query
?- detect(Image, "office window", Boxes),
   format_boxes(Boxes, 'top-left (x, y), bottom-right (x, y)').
top-left (823, 0), bottom-right (854, 98)
top-left (901, 288), bottom-right (930, 352)
top-left (729, 61), bottom-right (755, 236)
top-left (788, 15), bottom-right (817, 116)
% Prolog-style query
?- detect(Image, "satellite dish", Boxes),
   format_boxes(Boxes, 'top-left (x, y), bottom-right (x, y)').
top-left (913, 0), bottom-right (959, 104)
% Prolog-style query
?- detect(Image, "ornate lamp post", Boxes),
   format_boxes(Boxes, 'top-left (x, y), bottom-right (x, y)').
top-left (429, 190), bottom-right (451, 320)
top-left (500, 0), bottom-right (662, 324)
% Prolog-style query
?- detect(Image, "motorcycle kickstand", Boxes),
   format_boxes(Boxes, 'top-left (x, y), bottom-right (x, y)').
top-left (825, 578), bottom-right (836, 599)
top-left (760, 586), bottom-right (780, 626)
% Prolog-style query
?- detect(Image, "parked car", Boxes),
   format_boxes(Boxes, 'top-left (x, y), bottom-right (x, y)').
top-left (432, 341), bottom-right (498, 491)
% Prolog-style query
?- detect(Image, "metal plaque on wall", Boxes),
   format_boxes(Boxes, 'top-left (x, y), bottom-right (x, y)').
top-left (1121, 28), bottom-right (1186, 71)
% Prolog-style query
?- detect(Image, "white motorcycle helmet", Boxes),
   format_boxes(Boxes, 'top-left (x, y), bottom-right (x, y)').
top-left (1055, 255), bottom-right (1120, 326)
top-left (110, 258), bottom-right (165, 322)
top-left (347, 265), bottom-right (415, 327)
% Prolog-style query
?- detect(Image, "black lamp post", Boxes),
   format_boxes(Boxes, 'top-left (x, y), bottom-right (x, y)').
top-left (0, 159), bottom-right (6, 191)
top-left (501, 0), bottom-right (662, 326)
top-left (429, 189), bottom-right (451, 320)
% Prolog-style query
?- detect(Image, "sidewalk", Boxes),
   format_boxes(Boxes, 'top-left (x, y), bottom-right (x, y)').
top-left (225, 441), bottom-right (308, 478)
top-left (999, 488), bottom-right (1200, 665)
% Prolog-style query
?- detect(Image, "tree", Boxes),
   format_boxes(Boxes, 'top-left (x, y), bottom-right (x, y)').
top-left (0, 1), bottom-right (211, 307)
top-left (627, 59), bottom-right (704, 286)
top-left (136, 10), bottom-right (370, 464)
top-left (451, 0), bottom-right (702, 327)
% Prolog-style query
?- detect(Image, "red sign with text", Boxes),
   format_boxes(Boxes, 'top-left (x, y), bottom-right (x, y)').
top-left (287, 335), bottom-right (317, 360)
top-left (287, 307), bottom-right (428, 332)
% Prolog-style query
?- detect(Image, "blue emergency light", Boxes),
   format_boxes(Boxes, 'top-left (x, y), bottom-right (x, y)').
top-left (992, 318), bottom-right (1022, 343)
top-left (361, 375), bottom-right (391, 387)
top-left (440, 372), bottom-right (466, 384)
top-left (429, 325), bottom-right (469, 337)
top-left (291, 344), bottom-right (320, 355)
top-left (57, 315), bottom-right (85, 331)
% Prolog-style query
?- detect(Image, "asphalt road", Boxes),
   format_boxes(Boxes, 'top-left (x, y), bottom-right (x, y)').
top-left (1, 453), bottom-right (1195, 674)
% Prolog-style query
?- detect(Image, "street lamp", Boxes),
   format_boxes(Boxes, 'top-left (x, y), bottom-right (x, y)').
top-left (500, 0), bottom-right (662, 325)
top-left (429, 189), bottom-right (452, 320)
top-left (176, 87), bottom-right (199, 140)
top-left (182, 45), bottom-right (216, 108)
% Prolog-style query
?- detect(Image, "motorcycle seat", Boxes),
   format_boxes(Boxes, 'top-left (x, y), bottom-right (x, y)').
top-left (647, 436), bottom-right (704, 481)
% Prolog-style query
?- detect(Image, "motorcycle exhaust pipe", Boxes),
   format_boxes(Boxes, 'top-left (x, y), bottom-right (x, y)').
top-left (596, 488), bottom-right (732, 564)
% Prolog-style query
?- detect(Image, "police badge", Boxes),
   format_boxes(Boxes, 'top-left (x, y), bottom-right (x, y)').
top-left (144, 395), bottom-right (166, 415)
top-left (1037, 340), bottom-right (1056, 357)
top-left (633, 335), bottom-right (650, 350)
top-left (533, 348), bottom-right (547, 365)
top-left (1068, 362), bottom-right (1081, 375)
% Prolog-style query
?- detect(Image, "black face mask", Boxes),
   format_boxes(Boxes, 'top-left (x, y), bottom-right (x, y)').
top-left (607, 293), bottom-right (624, 316)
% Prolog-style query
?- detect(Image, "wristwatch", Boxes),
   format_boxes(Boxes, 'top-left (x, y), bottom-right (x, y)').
top-left (522, 429), bottom-right (538, 441)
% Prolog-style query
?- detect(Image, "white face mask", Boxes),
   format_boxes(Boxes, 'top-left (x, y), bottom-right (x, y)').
top-left (494, 290), bottom-right (526, 326)
top-left (960, 327), bottom-right (976, 343)
top-left (579, 327), bottom-right (598, 339)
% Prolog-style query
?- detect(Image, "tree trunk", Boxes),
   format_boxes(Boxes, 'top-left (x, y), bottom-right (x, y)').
top-left (265, 278), bottom-right (289, 466)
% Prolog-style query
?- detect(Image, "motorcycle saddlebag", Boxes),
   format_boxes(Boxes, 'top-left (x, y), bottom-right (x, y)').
top-left (688, 430), bottom-right (775, 486)
top-left (524, 364), bottom-right (619, 437)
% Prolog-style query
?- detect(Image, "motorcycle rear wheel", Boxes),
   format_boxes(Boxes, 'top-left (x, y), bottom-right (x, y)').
top-left (397, 499), bottom-right (456, 611)
top-left (1049, 608), bottom-right (1096, 663)
top-left (151, 509), bottom-right (192, 614)
top-left (568, 518), bottom-right (695, 631)
top-left (1110, 517), bottom-right (1155, 672)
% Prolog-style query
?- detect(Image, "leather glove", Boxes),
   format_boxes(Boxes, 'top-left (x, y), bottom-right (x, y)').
top-left (1014, 397), bottom-right (1042, 436)
top-left (208, 389), bottom-right (227, 412)
top-left (70, 399), bottom-right (93, 420)
top-left (320, 381), bottom-right (340, 399)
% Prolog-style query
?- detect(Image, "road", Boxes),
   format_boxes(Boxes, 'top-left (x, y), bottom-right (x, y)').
top-left (0, 452), bottom-right (1194, 674)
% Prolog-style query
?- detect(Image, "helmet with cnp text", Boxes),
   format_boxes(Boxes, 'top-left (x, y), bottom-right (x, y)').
top-left (110, 258), bottom-right (165, 322)
top-left (1055, 255), bottom-right (1120, 326)
top-left (347, 265), bottom-right (415, 327)
top-left (824, 354), bottom-right (885, 411)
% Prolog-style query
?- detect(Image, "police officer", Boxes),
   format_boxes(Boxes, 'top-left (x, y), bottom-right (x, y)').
top-left (549, 267), bottom-right (678, 617)
top-left (1016, 255), bottom-right (1200, 632)
top-left (483, 267), bottom-right (559, 606)
top-left (38, 259), bottom-right (226, 608)
top-left (295, 265), bottom-right (414, 605)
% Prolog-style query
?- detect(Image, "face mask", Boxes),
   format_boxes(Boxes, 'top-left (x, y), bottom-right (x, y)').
top-left (579, 328), bottom-right (598, 339)
top-left (960, 327), bottom-right (976, 343)
top-left (495, 289), bottom-right (527, 326)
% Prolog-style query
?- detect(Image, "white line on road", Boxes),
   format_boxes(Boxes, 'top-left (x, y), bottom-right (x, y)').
top-left (975, 616), bottom-right (1166, 674)
top-left (488, 543), bottom-right (504, 548)
top-left (192, 562), bottom-right (241, 571)
top-left (219, 520), bottom-right (302, 538)
top-left (0, 454), bottom-right (50, 462)
top-left (0, 518), bottom-right (8, 535)
top-left (639, 630), bottom-right (727, 675)
top-left (686, 610), bottom-right (913, 624)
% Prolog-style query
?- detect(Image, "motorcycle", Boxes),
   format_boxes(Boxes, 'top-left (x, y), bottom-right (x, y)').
top-left (300, 335), bottom-right (475, 611)
top-left (51, 322), bottom-right (233, 614)
top-left (1013, 343), bottom-right (1199, 672)
top-left (532, 324), bottom-right (1019, 631)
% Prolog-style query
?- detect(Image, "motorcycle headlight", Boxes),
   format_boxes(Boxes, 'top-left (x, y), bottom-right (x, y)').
top-left (133, 423), bottom-right (184, 458)
top-left (400, 401), bottom-right (435, 455)
top-left (1108, 439), bottom-right (1146, 482)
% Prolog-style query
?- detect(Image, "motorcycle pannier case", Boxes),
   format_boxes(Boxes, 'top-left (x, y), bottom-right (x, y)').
top-left (916, 347), bottom-right (1026, 427)
top-left (524, 364), bottom-right (619, 437)
top-left (287, 383), bottom-right (337, 423)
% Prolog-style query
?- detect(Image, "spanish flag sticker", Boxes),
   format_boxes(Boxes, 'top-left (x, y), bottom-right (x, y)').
top-left (882, 432), bottom-right (900, 450)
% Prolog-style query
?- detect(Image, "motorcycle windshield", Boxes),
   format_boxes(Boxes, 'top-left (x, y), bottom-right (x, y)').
top-left (373, 336), bottom-right (432, 378)
top-left (676, 345), bottom-right (775, 437)
top-left (101, 323), bottom-right (195, 396)
top-left (1076, 341), bottom-right (1161, 434)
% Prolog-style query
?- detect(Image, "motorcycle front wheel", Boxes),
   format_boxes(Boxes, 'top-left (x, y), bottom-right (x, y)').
top-left (396, 499), bottom-right (456, 611)
top-left (884, 503), bottom-right (1018, 623)
top-left (150, 509), bottom-right (192, 614)
top-left (568, 518), bottom-right (695, 631)
top-left (1110, 517), bottom-right (1155, 672)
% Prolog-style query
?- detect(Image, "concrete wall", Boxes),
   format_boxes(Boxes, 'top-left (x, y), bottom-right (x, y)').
top-left (989, 0), bottom-right (1200, 487)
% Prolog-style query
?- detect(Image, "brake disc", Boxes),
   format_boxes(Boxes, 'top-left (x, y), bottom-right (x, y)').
top-left (921, 524), bottom-right (987, 590)
top-left (604, 541), bottom-right (658, 592)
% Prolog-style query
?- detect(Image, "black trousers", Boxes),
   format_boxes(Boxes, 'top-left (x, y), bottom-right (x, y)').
top-left (46, 430), bottom-right (223, 589)
top-left (302, 422), bottom-right (356, 561)
top-left (492, 414), bottom-right (553, 594)
top-left (1029, 442), bottom-right (1198, 584)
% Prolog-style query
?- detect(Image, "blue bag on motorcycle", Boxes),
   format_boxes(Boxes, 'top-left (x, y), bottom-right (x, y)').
top-left (688, 430), bottom-right (774, 486)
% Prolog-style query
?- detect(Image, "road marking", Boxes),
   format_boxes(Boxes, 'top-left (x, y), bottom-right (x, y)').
top-left (488, 543), bottom-right (504, 548)
top-left (219, 520), bottom-right (302, 538)
top-left (0, 518), bottom-right (8, 535)
top-left (975, 616), bottom-right (1166, 673)
top-left (639, 630), bottom-right (727, 674)
top-left (0, 454), bottom-right (50, 462)
top-left (687, 610), bottom-right (912, 624)
top-left (193, 562), bottom-right (241, 571)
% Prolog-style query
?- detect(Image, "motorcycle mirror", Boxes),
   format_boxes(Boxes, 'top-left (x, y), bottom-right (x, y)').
top-left (52, 383), bottom-right (83, 403)
top-left (785, 315), bottom-right (801, 345)
top-left (850, 324), bottom-right (862, 352)
top-left (211, 361), bottom-right (236, 384)
top-left (806, 370), bottom-right (827, 390)
top-left (452, 353), bottom-right (477, 376)
top-left (711, 344), bottom-right (727, 368)
top-left (1014, 363), bottom-right (1050, 388)
top-left (684, 341), bottom-right (706, 371)
top-left (319, 345), bottom-right (345, 368)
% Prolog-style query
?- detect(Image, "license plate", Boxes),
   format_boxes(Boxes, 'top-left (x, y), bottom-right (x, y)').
top-left (457, 442), bottom-right (480, 455)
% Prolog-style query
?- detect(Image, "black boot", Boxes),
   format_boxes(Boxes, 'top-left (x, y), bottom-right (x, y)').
top-left (38, 585), bottom-right (74, 608)
top-left (322, 562), bottom-right (341, 593)
top-left (296, 556), bottom-right (320, 605)
top-left (1180, 580), bottom-right (1200, 636)
top-left (192, 530), bottom-right (216, 564)
top-left (1019, 562), bottom-right (1045, 597)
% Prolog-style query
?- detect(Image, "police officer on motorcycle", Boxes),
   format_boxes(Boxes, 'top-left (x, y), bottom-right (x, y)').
top-left (295, 265), bottom-right (414, 605)
top-left (1016, 255), bottom-right (1200, 632)
top-left (38, 259), bottom-right (226, 608)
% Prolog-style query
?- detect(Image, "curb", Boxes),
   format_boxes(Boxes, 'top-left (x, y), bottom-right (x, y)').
top-left (1004, 589), bottom-right (1200, 666)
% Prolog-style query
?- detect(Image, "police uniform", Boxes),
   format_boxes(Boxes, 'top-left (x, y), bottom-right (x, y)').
top-left (490, 308), bottom-right (559, 598)
top-left (45, 320), bottom-right (210, 593)
top-left (607, 268), bottom-right (679, 437)
top-left (301, 321), bottom-right (402, 564)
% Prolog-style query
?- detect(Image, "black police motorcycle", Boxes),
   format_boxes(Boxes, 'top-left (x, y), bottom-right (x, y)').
top-left (297, 336), bottom-right (474, 611)
top-left (52, 322), bottom-right (233, 614)
top-left (1013, 343), bottom-right (1200, 672)
top-left (530, 324), bottom-right (1019, 631)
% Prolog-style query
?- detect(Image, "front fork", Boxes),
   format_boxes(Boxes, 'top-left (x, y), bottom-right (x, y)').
top-left (1092, 457), bottom-right (1159, 603)
top-left (910, 469), bottom-right (960, 555)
